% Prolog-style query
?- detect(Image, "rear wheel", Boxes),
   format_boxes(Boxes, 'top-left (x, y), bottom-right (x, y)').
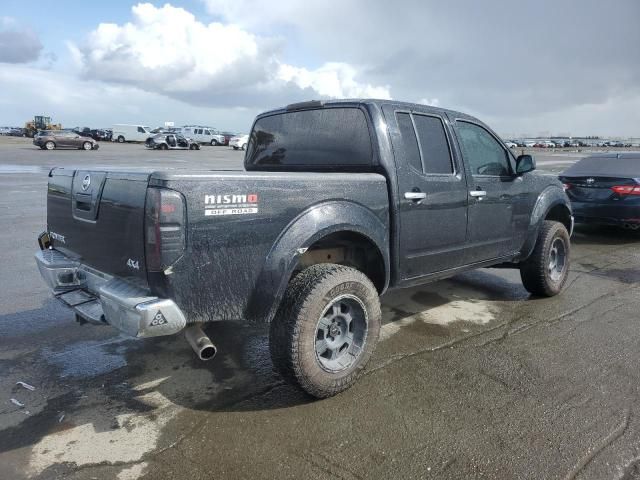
top-left (269, 264), bottom-right (381, 398)
top-left (45, 141), bottom-right (55, 150)
top-left (117, 136), bottom-right (125, 143)
top-left (520, 220), bottom-right (570, 296)
top-left (159, 143), bottom-right (168, 150)
top-left (241, 143), bottom-right (247, 151)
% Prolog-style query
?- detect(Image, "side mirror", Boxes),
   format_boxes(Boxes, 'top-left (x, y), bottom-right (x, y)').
top-left (516, 154), bottom-right (536, 175)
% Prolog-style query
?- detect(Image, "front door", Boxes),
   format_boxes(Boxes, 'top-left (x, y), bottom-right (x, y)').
top-left (452, 120), bottom-right (521, 263)
top-left (383, 105), bottom-right (469, 281)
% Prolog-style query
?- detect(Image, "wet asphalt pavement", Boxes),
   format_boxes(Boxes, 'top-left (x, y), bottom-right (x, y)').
top-left (1, 137), bottom-right (639, 479)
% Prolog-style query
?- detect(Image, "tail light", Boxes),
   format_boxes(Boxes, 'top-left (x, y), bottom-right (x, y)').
top-left (145, 188), bottom-right (186, 272)
top-left (611, 185), bottom-right (640, 196)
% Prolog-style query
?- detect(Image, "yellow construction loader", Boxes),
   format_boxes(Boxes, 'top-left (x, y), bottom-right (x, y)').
top-left (24, 116), bottom-right (62, 138)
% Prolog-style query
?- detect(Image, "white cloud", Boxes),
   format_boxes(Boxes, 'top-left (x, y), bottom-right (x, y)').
top-left (70, 3), bottom-right (389, 110)
top-left (277, 63), bottom-right (390, 99)
top-left (418, 98), bottom-right (440, 107)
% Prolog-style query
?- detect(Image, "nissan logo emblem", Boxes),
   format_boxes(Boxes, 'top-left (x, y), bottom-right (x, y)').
top-left (586, 178), bottom-right (595, 185)
top-left (81, 174), bottom-right (91, 191)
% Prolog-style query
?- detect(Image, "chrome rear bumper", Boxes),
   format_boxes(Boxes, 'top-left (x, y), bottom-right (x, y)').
top-left (35, 249), bottom-right (186, 338)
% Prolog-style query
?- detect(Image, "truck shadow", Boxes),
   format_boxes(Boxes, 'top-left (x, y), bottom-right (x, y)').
top-left (121, 269), bottom-right (529, 414)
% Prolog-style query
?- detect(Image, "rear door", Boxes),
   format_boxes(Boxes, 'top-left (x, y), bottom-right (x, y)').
top-left (452, 119), bottom-right (523, 263)
top-left (383, 106), bottom-right (469, 280)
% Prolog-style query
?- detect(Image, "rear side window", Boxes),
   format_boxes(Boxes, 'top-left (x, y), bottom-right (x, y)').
top-left (245, 108), bottom-right (373, 170)
top-left (396, 113), bottom-right (422, 173)
top-left (413, 115), bottom-right (453, 174)
top-left (395, 112), bottom-right (453, 174)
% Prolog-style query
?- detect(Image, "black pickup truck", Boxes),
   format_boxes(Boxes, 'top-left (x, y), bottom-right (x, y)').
top-left (36, 99), bottom-right (573, 398)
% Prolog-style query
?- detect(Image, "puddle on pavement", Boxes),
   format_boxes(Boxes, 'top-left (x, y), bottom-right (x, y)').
top-left (42, 335), bottom-right (135, 378)
top-left (379, 283), bottom-right (498, 341)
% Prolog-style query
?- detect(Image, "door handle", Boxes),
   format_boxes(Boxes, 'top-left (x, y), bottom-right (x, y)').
top-left (469, 190), bottom-right (487, 197)
top-left (404, 192), bottom-right (427, 200)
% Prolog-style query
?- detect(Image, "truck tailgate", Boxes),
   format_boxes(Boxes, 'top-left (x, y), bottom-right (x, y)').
top-left (46, 168), bottom-right (151, 284)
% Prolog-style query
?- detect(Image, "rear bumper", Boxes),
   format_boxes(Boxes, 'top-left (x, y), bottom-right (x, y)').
top-left (35, 249), bottom-right (187, 338)
top-left (571, 201), bottom-right (640, 226)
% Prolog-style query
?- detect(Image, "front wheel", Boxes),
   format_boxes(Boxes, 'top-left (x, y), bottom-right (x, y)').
top-left (210, 139), bottom-right (219, 146)
top-left (45, 141), bottom-right (55, 150)
top-left (241, 143), bottom-right (247, 151)
top-left (520, 220), bottom-right (570, 296)
top-left (82, 141), bottom-right (93, 151)
top-left (269, 264), bottom-right (381, 398)
top-left (117, 136), bottom-right (125, 143)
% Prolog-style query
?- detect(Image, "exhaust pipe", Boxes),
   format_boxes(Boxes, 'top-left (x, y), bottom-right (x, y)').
top-left (184, 325), bottom-right (217, 361)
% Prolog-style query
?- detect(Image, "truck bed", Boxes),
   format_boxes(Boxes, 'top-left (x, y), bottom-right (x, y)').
top-left (46, 168), bottom-right (390, 323)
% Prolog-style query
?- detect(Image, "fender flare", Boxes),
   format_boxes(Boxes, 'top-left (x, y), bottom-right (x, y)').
top-left (245, 200), bottom-right (390, 324)
top-left (520, 185), bottom-right (572, 260)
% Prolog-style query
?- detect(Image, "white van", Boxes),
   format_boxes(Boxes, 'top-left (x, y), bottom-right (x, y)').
top-left (112, 124), bottom-right (152, 143)
top-left (178, 126), bottom-right (226, 146)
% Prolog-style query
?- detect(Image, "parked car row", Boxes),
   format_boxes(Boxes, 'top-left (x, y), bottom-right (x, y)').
top-left (0, 127), bottom-right (28, 136)
top-left (505, 139), bottom-right (637, 149)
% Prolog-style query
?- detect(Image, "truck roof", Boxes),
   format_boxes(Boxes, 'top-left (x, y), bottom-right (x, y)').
top-left (258, 98), bottom-right (480, 123)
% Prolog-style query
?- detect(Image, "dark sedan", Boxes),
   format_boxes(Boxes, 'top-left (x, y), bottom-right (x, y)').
top-left (559, 153), bottom-right (640, 231)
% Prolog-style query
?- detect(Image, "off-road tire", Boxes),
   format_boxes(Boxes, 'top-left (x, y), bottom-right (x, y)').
top-left (269, 264), bottom-right (381, 398)
top-left (520, 220), bottom-right (570, 296)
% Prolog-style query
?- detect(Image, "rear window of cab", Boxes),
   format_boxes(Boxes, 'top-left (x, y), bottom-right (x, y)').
top-left (245, 107), bottom-right (374, 171)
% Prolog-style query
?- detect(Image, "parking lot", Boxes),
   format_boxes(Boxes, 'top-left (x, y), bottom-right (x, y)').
top-left (1, 136), bottom-right (640, 479)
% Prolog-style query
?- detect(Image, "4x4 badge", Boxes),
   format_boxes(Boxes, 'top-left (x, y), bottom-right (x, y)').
top-left (150, 311), bottom-right (168, 327)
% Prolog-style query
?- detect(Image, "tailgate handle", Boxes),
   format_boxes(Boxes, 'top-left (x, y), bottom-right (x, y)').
top-left (75, 199), bottom-right (92, 211)
top-left (74, 192), bottom-right (94, 212)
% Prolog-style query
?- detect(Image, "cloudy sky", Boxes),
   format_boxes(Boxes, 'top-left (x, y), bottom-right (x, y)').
top-left (0, 0), bottom-right (638, 136)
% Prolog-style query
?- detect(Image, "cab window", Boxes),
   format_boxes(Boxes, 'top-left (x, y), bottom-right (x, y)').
top-left (455, 121), bottom-right (511, 176)
top-left (137, 126), bottom-right (145, 133)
